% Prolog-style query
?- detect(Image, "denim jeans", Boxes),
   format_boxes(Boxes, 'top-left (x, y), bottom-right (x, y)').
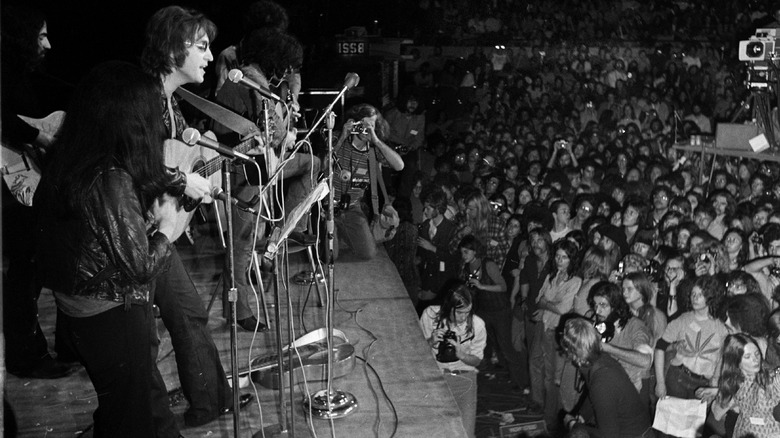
top-left (58, 303), bottom-right (177, 438)
top-left (531, 327), bottom-right (562, 429)
top-left (332, 202), bottom-right (377, 260)
top-left (152, 248), bottom-right (232, 426)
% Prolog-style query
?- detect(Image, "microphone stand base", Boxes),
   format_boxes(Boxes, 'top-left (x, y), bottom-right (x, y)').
top-left (303, 389), bottom-right (358, 420)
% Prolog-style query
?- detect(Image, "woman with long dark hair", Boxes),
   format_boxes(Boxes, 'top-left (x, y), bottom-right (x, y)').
top-left (531, 239), bottom-right (582, 431)
top-left (34, 62), bottom-right (190, 437)
top-left (712, 334), bottom-right (780, 437)
top-left (419, 282), bottom-right (487, 438)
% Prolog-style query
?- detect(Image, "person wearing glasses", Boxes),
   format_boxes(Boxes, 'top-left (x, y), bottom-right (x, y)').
top-left (569, 194), bottom-right (596, 231)
top-left (420, 282), bottom-right (487, 438)
top-left (212, 25), bottom-right (320, 330)
top-left (141, 6), bottom-right (252, 428)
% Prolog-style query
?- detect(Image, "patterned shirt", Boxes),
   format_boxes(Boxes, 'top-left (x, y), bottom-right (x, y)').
top-left (448, 215), bottom-right (511, 268)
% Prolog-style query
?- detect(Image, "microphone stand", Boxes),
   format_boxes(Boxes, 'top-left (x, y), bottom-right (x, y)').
top-left (222, 161), bottom-right (241, 438)
top-left (256, 78), bottom-right (351, 199)
top-left (256, 97), bottom-right (294, 438)
top-left (303, 90), bottom-right (358, 420)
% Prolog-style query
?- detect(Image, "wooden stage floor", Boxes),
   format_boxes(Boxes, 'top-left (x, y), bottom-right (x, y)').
top-left (5, 223), bottom-right (471, 438)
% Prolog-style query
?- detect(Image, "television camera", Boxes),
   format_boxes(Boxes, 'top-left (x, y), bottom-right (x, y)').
top-left (739, 28), bottom-right (780, 90)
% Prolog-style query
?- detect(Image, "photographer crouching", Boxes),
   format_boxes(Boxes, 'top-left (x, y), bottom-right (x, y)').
top-left (419, 282), bottom-right (487, 438)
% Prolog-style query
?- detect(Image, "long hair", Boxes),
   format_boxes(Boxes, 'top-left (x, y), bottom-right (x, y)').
top-left (463, 191), bottom-right (493, 242)
top-left (717, 334), bottom-right (769, 407)
top-left (694, 275), bottom-right (726, 319)
top-left (577, 246), bottom-right (612, 280)
top-left (624, 271), bottom-right (659, 335)
top-left (141, 6), bottom-right (217, 78)
top-left (241, 28), bottom-right (303, 79)
top-left (722, 227), bottom-right (749, 268)
top-left (725, 294), bottom-right (770, 337)
top-left (550, 239), bottom-right (580, 281)
top-left (43, 61), bottom-right (170, 213)
top-left (458, 234), bottom-right (487, 260)
top-left (436, 282), bottom-right (475, 337)
top-left (561, 316), bottom-right (602, 368)
top-left (344, 104), bottom-right (389, 141)
top-left (588, 281), bottom-right (631, 329)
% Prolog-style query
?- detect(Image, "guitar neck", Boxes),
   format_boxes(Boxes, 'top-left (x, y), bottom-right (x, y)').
top-left (196, 136), bottom-right (257, 178)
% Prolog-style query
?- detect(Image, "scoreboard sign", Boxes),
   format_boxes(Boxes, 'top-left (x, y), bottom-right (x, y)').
top-left (337, 38), bottom-right (368, 57)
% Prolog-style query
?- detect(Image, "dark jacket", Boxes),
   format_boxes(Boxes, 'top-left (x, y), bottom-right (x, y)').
top-left (34, 168), bottom-right (181, 305)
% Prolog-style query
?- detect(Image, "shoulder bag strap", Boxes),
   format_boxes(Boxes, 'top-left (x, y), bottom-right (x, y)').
top-left (368, 147), bottom-right (380, 216)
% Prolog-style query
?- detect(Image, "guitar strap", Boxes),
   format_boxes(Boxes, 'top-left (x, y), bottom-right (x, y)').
top-left (174, 87), bottom-right (260, 138)
top-left (367, 147), bottom-right (389, 217)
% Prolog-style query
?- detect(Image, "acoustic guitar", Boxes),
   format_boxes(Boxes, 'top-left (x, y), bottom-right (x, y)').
top-left (226, 328), bottom-right (356, 389)
top-left (1, 111), bottom-right (65, 206)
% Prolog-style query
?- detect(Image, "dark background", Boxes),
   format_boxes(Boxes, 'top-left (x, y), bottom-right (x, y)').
top-left (27, 0), bottom-right (416, 90)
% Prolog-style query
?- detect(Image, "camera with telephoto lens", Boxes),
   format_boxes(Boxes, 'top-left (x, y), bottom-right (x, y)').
top-left (436, 330), bottom-right (459, 363)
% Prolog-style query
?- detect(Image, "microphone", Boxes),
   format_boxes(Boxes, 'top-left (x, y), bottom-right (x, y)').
top-left (181, 128), bottom-right (253, 163)
top-left (227, 69), bottom-right (281, 101)
top-left (211, 187), bottom-right (256, 213)
top-left (343, 72), bottom-right (360, 90)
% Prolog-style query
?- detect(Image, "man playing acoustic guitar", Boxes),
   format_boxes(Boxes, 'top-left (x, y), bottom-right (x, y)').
top-left (141, 5), bottom-right (253, 429)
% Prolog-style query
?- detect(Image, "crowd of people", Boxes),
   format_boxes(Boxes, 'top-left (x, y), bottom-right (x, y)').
top-left (11, 0), bottom-right (780, 436)
top-left (406, 0), bottom-right (766, 45)
top-left (380, 3), bottom-right (780, 437)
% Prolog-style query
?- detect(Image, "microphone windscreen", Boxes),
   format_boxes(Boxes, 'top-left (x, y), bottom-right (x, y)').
top-left (344, 73), bottom-right (360, 89)
top-left (181, 127), bottom-right (201, 146)
top-left (228, 69), bottom-right (244, 83)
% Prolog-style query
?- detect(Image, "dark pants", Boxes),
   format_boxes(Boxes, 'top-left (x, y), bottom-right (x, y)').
top-left (2, 201), bottom-right (50, 371)
top-left (58, 303), bottom-right (177, 438)
top-left (477, 307), bottom-right (529, 389)
top-left (153, 248), bottom-right (232, 426)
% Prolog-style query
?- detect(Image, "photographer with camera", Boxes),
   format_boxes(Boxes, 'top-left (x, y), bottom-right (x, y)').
top-left (743, 223), bottom-right (780, 305)
top-left (326, 103), bottom-right (404, 260)
top-left (559, 317), bottom-right (654, 438)
top-left (419, 282), bottom-right (486, 438)
top-left (546, 139), bottom-right (579, 170)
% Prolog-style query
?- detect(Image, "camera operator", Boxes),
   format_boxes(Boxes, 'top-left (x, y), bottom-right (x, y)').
top-left (419, 282), bottom-right (487, 438)
top-left (743, 223), bottom-right (780, 305)
top-left (326, 103), bottom-right (404, 260)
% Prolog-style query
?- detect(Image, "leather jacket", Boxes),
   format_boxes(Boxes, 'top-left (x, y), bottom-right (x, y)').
top-left (35, 167), bottom-right (186, 306)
